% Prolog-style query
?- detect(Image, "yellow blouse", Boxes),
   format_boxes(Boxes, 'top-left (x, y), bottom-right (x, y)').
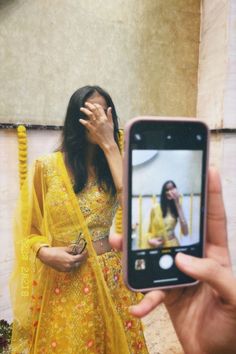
top-left (77, 178), bottom-right (118, 242)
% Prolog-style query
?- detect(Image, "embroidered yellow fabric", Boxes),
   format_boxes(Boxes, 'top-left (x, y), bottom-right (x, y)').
top-left (10, 151), bottom-right (147, 353)
top-left (142, 203), bottom-right (179, 249)
top-left (76, 178), bottom-right (118, 242)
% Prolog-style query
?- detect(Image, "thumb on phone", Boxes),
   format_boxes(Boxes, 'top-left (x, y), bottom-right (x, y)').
top-left (175, 253), bottom-right (236, 304)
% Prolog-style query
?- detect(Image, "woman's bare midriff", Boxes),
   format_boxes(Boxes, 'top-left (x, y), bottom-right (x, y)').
top-left (92, 236), bottom-right (112, 255)
top-left (167, 233), bottom-right (176, 241)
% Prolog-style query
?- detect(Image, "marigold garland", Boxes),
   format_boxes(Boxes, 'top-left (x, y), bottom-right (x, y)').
top-left (17, 125), bottom-right (28, 188)
top-left (115, 129), bottom-right (124, 234)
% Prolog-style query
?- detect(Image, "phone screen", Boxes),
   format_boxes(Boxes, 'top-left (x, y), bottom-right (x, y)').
top-left (125, 119), bottom-right (209, 290)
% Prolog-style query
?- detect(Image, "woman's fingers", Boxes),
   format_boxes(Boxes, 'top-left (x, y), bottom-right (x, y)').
top-left (84, 101), bottom-right (97, 111)
top-left (169, 189), bottom-right (179, 200)
top-left (109, 233), bottom-right (123, 250)
top-left (84, 102), bottom-right (106, 119)
top-left (72, 250), bottom-right (88, 262)
top-left (80, 107), bottom-right (94, 120)
top-left (107, 107), bottom-right (113, 123)
top-left (79, 119), bottom-right (93, 136)
top-left (129, 290), bottom-right (166, 317)
top-left (175, 253), bottom-right (236, 304)
top-left (69, 250), bottom-right (88, 269)
top-left (79, 118), bottom-right (89, 127)
top-left (79, 119), bottom-right (94, 134)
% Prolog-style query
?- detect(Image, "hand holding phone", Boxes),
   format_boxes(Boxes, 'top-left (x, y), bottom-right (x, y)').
top-left (110, 167), bottom-right (236, 353)
top-left (123, 117), bottom-right (209, 291)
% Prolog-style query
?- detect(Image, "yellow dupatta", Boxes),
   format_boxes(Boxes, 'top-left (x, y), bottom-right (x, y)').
top-left (141, 203), bottom-right (168, 249)
top-left (10, 151), bottom-right (130, 353)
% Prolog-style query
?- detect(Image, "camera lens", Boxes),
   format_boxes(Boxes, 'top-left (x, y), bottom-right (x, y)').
top-left (196, 134), bottom-right (202, 141)
top-left (134, 133), bottom-right (142, 141)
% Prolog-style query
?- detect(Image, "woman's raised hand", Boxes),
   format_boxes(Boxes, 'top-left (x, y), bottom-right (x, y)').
top-left (37, 246), bottom-right (88, 272)
top-left (79, 102), bottom-right (115, 150)
top-left (168, 188), bottom-right (180, 203)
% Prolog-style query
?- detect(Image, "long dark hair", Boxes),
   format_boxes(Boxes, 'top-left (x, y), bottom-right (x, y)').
top-left (160, 180), bottom-right (178, 218)
top-left (61, 85), bottom-right (120, 195)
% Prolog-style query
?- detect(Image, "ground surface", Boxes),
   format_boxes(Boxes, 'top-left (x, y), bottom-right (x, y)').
top-left (142, 304), bottom-right (183, 354)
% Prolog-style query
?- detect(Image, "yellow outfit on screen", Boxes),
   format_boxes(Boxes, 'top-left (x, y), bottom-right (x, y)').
top-left (142, 203), bottom-right (179, 249)
top-left (10, 151), bottom-right (147, 354)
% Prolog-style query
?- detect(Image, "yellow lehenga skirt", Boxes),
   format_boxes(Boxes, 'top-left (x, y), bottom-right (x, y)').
top-left (15, 251), bottom-right (146, 353)
top-left (10, 152), bottom-right (148, 354)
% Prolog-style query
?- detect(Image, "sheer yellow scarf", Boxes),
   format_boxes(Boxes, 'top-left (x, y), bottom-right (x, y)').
top-left (141, 203), bottom-right (168, 249)
top-left (10, 151), bottom-right (130, 353)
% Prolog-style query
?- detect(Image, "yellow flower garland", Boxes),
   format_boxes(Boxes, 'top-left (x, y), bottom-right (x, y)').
top-left (115, 129), bottom-right (124, 234)
top-left (17, 125), bottom-right (28, 188)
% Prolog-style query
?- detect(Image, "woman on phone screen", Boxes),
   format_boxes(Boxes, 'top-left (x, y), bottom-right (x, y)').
top-left (144, 180), bottom-right (188, 249)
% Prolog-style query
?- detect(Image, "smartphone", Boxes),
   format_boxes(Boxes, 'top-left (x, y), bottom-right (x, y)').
top-left (123, 117), bottom-right (209, 291)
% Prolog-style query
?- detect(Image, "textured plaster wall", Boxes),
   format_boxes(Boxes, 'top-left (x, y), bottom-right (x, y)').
top-left (197, 0), bottom-right (236, 272)
top-left (135, 0), bottom-right (200, 118)
top-left (0, 0), bottom-right (200, 126)
top-left (224, 0), bottom-right (236, 127)
top-left (197, 0), bottom-right (236, 129)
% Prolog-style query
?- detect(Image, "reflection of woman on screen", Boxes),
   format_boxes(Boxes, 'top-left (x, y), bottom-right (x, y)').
top-left (144, 180), bottom-right (188, 248)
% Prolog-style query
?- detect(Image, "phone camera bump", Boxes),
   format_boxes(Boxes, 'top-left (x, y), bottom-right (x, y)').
top-left (134, 133), bottom-right (142, 141)
top-left (196, 134), bottom-right (202, 141)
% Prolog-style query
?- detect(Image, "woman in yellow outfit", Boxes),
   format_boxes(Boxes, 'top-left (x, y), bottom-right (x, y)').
top-left (10, 86), bottom-right (148, 353)
top-left (143, 180), bottom-right (188, 249)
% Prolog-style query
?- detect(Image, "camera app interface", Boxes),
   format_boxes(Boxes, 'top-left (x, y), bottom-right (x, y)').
top-left (131, 149), bottom-right (203, 251)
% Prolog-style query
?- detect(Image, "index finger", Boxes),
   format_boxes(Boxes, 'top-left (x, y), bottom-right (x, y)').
top-left (72, 250), bottom-right (88, 262)
top-left (129, 290), bottom-right (166, 317)
top-left (207, 167), bottom-right (228, 247)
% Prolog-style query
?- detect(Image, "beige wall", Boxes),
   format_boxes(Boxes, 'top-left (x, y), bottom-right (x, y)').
top-left (197, 0), bottom-right (236, 128)
top-left (197, 0), bottom-right (236, 271)
top-left (0, 0), bottom-right (200, 126)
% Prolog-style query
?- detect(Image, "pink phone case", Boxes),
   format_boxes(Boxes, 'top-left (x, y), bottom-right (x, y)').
top-left (122, 116), bottom-right (209, 292)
